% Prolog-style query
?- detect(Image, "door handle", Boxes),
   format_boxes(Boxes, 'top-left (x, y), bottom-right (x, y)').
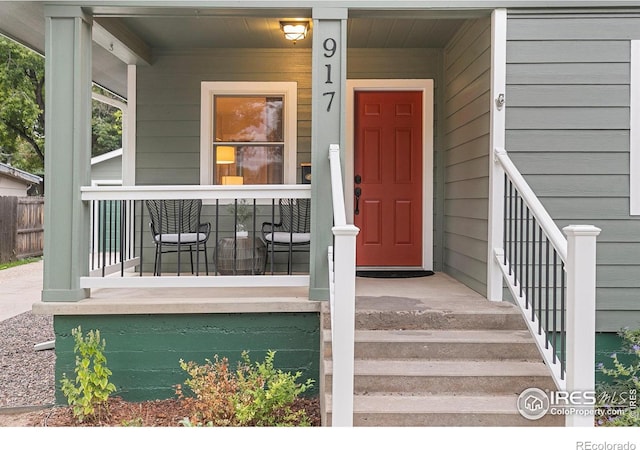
top-left (354, 187), bottom-right (362, 215)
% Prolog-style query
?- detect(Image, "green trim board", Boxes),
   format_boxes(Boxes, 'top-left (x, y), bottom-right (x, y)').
top-left (54, 312), bottom-right (320, 403)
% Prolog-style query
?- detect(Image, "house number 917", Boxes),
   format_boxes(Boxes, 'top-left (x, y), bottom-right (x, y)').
top-left (323, 38), bottom-right (336, 112)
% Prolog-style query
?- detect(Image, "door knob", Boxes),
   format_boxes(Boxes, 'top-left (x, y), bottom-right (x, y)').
top-left (354, 187), bottom-right (362, 215)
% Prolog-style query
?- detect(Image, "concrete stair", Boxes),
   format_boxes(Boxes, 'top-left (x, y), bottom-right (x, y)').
top-left (320, 293), bottom-right (563, 427)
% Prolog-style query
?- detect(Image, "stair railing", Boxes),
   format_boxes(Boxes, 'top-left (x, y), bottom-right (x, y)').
top-left (491, 147), bottom-right (600, 427)
top-left (327, 144), bottom-right (360, 427)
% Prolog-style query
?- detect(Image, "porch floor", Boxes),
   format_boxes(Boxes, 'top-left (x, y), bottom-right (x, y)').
top-left (356, 271), bottom-right (488, 303)
top-left (33, 272), bottom-right (492, 316)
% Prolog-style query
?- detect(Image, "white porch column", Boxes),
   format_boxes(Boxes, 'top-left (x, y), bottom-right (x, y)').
top-left (564, 225), bottom-right (600, 427)
top-left (309, 7), bottom-right (348, 301)
top-left (42, 6), bottom-right (93, 301)
top-left (123, 65), bottom-right (136, 186)
top-left (487, 9), bottom-right (507, 301)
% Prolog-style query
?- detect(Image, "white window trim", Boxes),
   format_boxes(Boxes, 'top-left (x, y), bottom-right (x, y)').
top-left (631, 40), bottom-right (640, 215)
top-left (199, 81), bottom-right (297, 189)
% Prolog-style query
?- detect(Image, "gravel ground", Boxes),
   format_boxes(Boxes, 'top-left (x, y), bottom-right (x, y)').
top-left (0, 311), bottom-right (55, 409)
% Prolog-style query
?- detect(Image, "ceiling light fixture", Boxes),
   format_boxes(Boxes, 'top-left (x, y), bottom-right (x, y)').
top-left (280, 21), bottom-right (309, 43)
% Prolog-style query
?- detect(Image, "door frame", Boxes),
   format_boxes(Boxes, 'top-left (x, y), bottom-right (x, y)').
top-left (346, 79), bottom-right (434, 271)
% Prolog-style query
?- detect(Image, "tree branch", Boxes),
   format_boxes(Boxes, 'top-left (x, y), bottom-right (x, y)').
top-left (3, 120), bottom-right (44, 163)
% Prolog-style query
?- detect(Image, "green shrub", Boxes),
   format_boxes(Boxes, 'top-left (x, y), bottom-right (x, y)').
top-left (234, 350), bottom-right (314, 426)
top-left (60, 327), bottom-right (117, 423)
top-left (176, 355), bottom-right (238, 426)
top-left (176, 350), bottom-right (314, 427)
top-left (595, 328), bottom-right (640, 426)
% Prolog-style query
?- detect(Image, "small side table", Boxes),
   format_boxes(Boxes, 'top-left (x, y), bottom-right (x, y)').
top-left (215, 236), bottom-right (266, 275)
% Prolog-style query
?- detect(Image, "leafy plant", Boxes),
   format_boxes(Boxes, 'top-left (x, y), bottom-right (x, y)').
top-left (234, 350), bottom-right (314, 426)
top-left (176, 355), bottom-right (238, 426)
top-left (176, 350), bottom-right (314, 427)
top-left (595, 328), bottom-right (640, 426)
top-left (121, 417), bottom-right (144, 427)
top-left (226, 199), bottom-right (253, 232)
top-left (60, 327), bottom-right (117, 423)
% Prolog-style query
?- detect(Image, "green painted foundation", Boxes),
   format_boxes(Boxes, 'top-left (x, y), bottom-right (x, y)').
top-left (54, 313), bottom-right (320, 404)
top-left (596, 332), bottom-right (635, 386)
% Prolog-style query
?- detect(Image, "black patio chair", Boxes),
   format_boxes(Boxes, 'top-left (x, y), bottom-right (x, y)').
top-left (145, 199), bottom-right (211, 276)
top-left (261, 198), bottom-right (311, 275)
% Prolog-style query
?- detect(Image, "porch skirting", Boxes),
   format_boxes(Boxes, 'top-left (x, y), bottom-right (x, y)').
top-left (53, 311), bottom-right (321, 403)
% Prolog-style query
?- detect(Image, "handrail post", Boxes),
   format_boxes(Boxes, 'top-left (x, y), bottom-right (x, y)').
top-left (564, 225), bottom-right (600, 427)
top-left (331, 225), bottom-right (358, 427)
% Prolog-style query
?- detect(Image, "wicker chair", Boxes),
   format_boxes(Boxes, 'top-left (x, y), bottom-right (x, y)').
top-left (145, 199), bottom-right (211, 276)
top-left (261, 198), bottom-right (311, 274)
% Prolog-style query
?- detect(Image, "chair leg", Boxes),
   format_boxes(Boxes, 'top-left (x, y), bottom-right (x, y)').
top-left (157, 244), bottom-right (162, 276)
top-left (153, 246), bottom-right (159, 276)
top-left (204, 243), bottom-right (209, 275)
top-left (264, 243), bottom-right (270, 274)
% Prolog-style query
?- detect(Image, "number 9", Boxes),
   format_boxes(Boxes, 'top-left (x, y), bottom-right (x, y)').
top-left (323, 38), bottom-right (336, 58)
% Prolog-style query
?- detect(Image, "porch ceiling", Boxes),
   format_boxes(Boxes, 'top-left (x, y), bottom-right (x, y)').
top-left (113, 16), bottom-right (466, 50)
top-left (0, 1), bottom-right (468, 97)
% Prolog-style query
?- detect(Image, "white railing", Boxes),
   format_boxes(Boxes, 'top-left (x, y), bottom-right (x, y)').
top-left (491, 147), bottom-right (600, 427)
top-left (327, 144), bottom-right (359, 427)
top-left (80, 184), bottom-right (311, 289)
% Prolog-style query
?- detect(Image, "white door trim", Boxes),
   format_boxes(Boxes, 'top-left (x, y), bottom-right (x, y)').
top-left (346, 79), bottom-right (434, 271)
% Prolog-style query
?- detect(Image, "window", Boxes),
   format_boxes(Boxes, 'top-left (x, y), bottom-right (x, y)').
top-left (200, 82), bottom-right (297, 186)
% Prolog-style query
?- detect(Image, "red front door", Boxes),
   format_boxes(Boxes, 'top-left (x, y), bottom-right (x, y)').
top-left (354, 91), bottom-right (423, 267)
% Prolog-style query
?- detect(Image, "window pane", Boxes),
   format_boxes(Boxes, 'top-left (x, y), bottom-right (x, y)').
top-left (214, 96), bottom-right (283, 142)
top-left (215, 145), bottom-right (283, 185)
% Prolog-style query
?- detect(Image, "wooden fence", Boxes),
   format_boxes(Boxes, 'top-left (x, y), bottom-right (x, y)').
top-left (0, 196), bottom-right (44, 263)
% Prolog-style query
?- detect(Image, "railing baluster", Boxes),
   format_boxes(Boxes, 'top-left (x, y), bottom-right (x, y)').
top-left (552, 251), bottom-right (558, 363)
top-left (531, 218), bottom-right (536, 322)
top-left (503, 174), bottom-right (508, 266)
top-left (233, 199), bottom-right (238, 275)
top-left (561, 261), bottom-right (566, 380)
top-left (525, 208), bottom-right (530, 308)
top-left (101, 201), bottom-right (107, 277)
top-left (513, 183), bottom-right (518, 284)
top-left (120, 199), bottom-right (125, 277)
top-left (538, 227), bottom-right (543, 335)
top-left (91, 200), bottom-right (96, 271)
top-left (215, 200), bottom-right (219, 275)
top-left (509, 181), bottom-right (514, 276)
top-left (252, 199), bottom-right (257, 275)
top-left (519, 197), bottom-right (524, 297)
top-left (139, 200), bottom-right (144, 276)
top-left (545, 237), bottom-right (550, 348)
top-left (270, 199), bottom-right (275, 275)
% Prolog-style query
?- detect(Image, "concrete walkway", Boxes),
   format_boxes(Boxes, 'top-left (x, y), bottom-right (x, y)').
top-left (0, 259), bottom-right (43, 322)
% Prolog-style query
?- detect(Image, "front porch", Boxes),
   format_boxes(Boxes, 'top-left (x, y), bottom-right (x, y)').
top-left (24, 2), bottom-right (600, 427)
top-left (34, 272), bottom-right (562, 426)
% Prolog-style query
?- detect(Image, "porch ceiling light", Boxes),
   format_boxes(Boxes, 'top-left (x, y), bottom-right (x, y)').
top-left (216, 146), bottom-right (235, 164)
top-left (280, 21), bottom-right (309, 43)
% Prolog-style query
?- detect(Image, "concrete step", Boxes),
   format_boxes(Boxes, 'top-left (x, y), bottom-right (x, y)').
top-left (324, 394), bottom-right (565, 426)
top-left (324, 359), bottom-right (557, 395)
top-left (322, 297), bottom-right (526, 331)
top-left (323, 329), bottom-right (542, 361)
